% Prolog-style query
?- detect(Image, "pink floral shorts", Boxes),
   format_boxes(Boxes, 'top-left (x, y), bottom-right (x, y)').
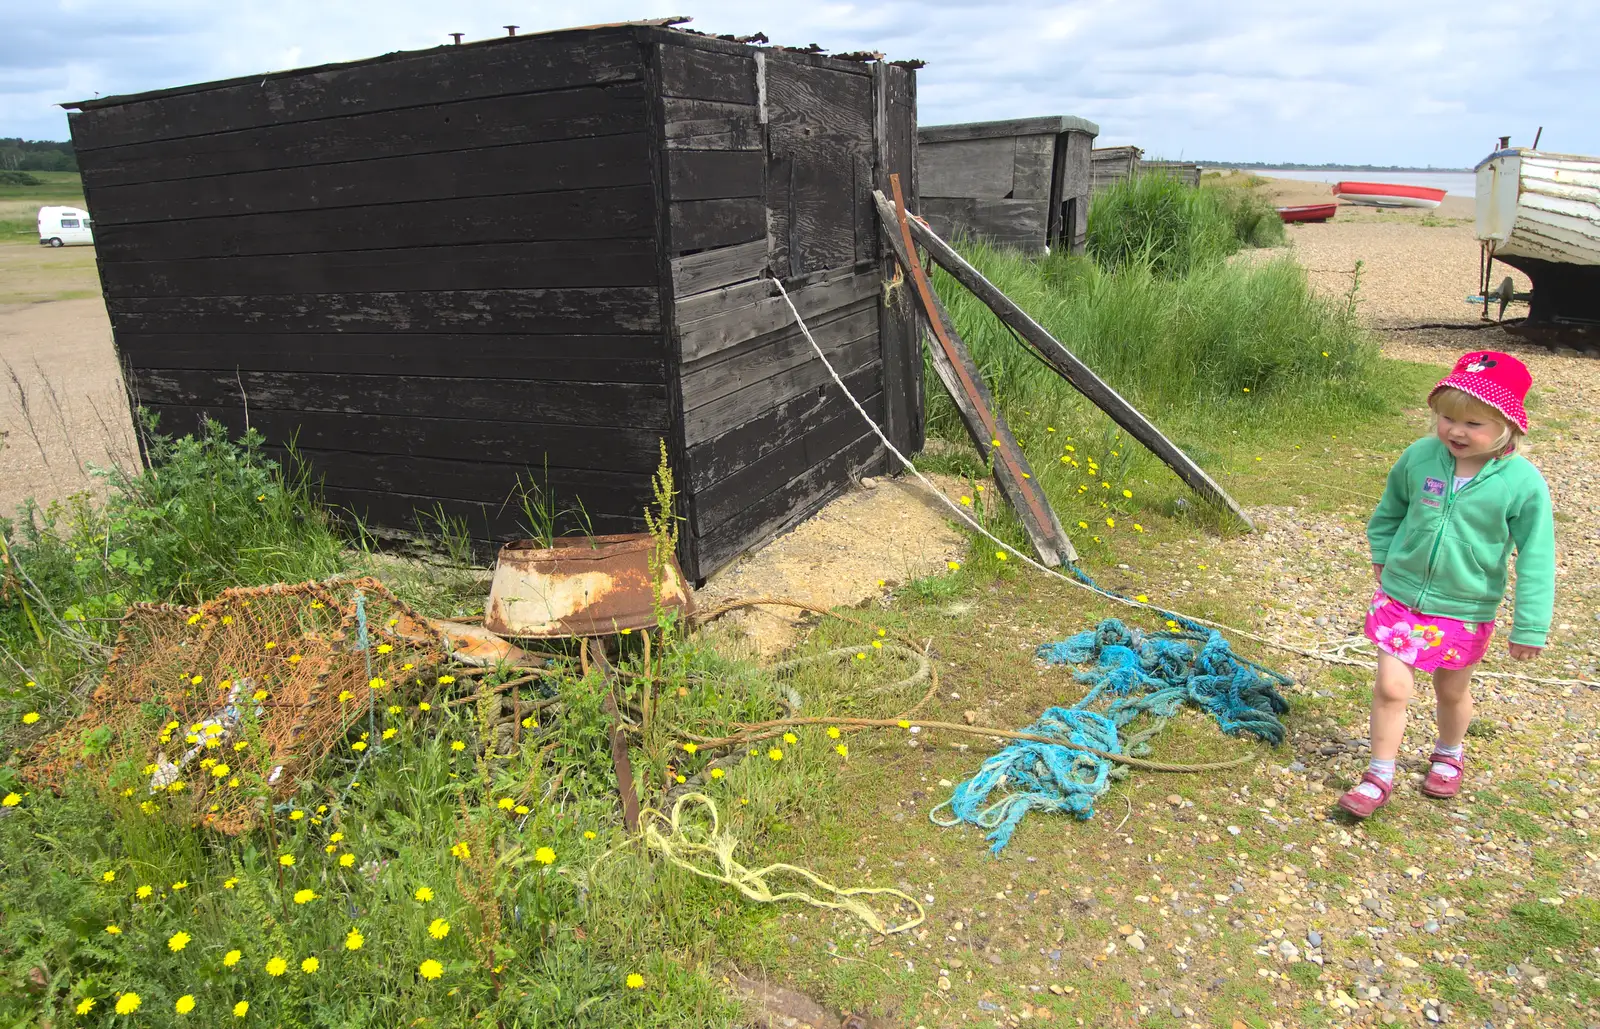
top-left (1364, 590), bottom-right (1493, 671)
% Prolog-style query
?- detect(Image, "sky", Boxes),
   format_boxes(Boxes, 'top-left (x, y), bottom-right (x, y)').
top-left (2, 0), bottom-right (1594, 166)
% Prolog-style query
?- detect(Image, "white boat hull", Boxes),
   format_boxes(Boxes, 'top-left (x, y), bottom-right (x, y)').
top-left (1334, 192), bottom-right (1440, 209)
top-left (1476, 149), bottom-right (1600, 267)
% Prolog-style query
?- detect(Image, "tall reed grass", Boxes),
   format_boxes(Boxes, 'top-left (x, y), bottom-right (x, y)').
top-left (1085, 172), bottom-right (1285, 277)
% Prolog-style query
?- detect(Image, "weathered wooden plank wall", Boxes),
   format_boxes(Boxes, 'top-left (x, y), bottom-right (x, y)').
top-left (1141, 161), bottom-right (1203, 188)
top-left (918, 116), bottom-right (1098, 254)
top-left (1091, 146), bottom-right (1144, 194)
top-left (657, 37), bottom-right (914, 578)
top-left (72, 29), bottom-right (667, 543)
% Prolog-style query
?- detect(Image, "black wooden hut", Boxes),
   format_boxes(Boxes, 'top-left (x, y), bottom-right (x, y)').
top-left (64, 23), bottom-right (922, 581)
top-left (916, 116), bottom-right (1099, 254)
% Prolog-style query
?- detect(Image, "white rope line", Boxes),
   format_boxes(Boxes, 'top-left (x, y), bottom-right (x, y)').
top-left (768, 279), bottom-right (1597, 690)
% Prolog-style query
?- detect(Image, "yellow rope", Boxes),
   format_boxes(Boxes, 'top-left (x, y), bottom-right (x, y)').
top-left (636, 793), bottom-right (925, 935)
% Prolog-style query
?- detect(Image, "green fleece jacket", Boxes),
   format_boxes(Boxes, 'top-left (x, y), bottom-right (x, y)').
top-left (1367, 436), bottom-right (1556, 646)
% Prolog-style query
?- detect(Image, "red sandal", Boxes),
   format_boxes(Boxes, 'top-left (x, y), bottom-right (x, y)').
top-left (1336, 771), bottom-right (1394, 819)
top-left (1421, 751), bottom-right (1465, 799)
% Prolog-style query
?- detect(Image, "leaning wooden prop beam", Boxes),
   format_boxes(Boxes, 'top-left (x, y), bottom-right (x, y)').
top-left (871, 187), bottom-right (1255, 531)
top-left (883, 174), bottom-right (1078, 566)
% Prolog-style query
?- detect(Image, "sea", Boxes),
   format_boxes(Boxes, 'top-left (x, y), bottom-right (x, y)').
top-left (1253, 169), bottom-right (1477, 197)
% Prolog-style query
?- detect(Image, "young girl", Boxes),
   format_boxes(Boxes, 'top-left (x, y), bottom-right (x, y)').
top-left (1338, 351), bottom-right (1555, 819)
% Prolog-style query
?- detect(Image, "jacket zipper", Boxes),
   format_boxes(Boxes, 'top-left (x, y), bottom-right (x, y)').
top-left (1415, 453), bottom-right (1497, 607)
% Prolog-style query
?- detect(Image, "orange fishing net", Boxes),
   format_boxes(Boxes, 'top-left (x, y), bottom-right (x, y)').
top-left (23, 577), bottom-right (445, 833)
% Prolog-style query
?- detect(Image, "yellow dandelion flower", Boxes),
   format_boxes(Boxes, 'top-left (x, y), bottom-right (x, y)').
top-left (709, 768), bottom-right (725, 780)
top-left (897, 719), bottom-right (911, 729)
top-left (301, 956), bottom-right (319, 974)
top-left (767, 748), bottom-right (783, 761)
top-left (375, 643), bottom-right (393, 655)
top-left (345, 929), bottom-right (364, 951)
top-left (419, 702), bottom-right (431, 712)
top-left (836, 743), bottom-right (849, 757)
top-left (233, 1000), bottom-right (249, 1017)
top-left (352, 741), bottom-right (367, 752)
top-left (252, 690), bottom-right (268, 701)
top-left (293, 888), bottom-right (317, 905)
top-left (168, 930), bottom-right (191, 951)
top-left (515, 805), bottom-right (530, 815)
top-left (222, 877), bottom-right (238, 889)
top-left (1106, 517), bottom-right (1115, 528)
top-left (428, 918), bottom-right (450, 940)
top-left (105, 924), bottom-right (122, 934)
top-left (419, 959), bottom-right (444, 981)
top-left (437, 675), bottom-right (455, 686)
top-left (450, 841), bottom-right (471, 861)
top-left (187, 613), bottom-right (203, 625)
top-left (101, 869), bottom-right (116, 883)
top-left (872, 640), bottom-right (883, 649)
top-left (414, 886), bottom-right (434, 902)
top-left (626, 973), bottom-right (645, 989)
top-left (278, 855), bottom-right (294, 868)
top-left (959, 495), bottom-right (972, 506)
top-left (1135, 594), bottom-right (1149, 603)
top-left (21, 712), bottom-right (40, 725)
top-left (224, 949), bottom-right (241, 966)
top-left (995, 551), bottom-right (1008, 561)
top-left (681, 742), bottom-right (698, 755)
top-left (497, 797), bottom-right (514, 810)
top-left (388, 704), bottom-right (402, 715)
top-left (189, 675), bottom-right (203, 686)
top-left (1133, 523), bottom-right (1145, 533)
top-left (534, 846), bottom-right (556, 865)
top-left (263, 641), bottom-right (276, 650)
top-left (782, 732), bottom-right (797, 745)
top-left (827, 726), bottom-right (841, 739)
top-left (136, 884), bottom-right (153, 899)
top-left (327, 831), bottom-right (343, 843)
top-left (77, 997), bottom-right (95, 1014)
top-left (367, 677), bottom-right (385, 690)
top-left (115, 993), bottom-right (141, 1015)
top-left (947, 560), bottom-right (960, 571)
top-left (337, 690), bottom-right (353, 703)
top-left (289, 810), bottom-right (304, 821)
top-left (584, 830), bottom-right (597, 839)
top-left (382, 727), bottom-right (396, 740)
top-left (175, 994), bottom-right (195, 1014)
top-left (172, 880), bottom-right (188, 891)
top-left (227, 778), bottom-right (239, 788)
top-left (675, 774), bottom-right (686, 783)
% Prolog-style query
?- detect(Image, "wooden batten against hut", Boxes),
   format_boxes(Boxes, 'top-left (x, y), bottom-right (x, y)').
top-left (1141, 161), bottom-right (1203, 188)
top-left (1091, 145), bottom-right (1144, 194)
top-left (63, 24), bottom-right (922, 582)
top-left (916, 116), bottom-right (1099, 254)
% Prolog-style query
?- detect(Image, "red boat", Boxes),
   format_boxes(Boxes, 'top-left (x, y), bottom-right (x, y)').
top-left (1332, 181), bottom-right (1446, 209)
top-left (1277, 203), bottom-right (1337, 223)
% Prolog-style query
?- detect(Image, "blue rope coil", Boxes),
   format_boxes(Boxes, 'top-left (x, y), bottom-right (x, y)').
top-left (933, 609), bottom-right (1292, 854)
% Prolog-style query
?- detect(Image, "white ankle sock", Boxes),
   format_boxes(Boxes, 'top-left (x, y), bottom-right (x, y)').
top-left (1354, 758), bottom-right (1396, 800)
top-left (1431, 742), bottom-right (1464, 780)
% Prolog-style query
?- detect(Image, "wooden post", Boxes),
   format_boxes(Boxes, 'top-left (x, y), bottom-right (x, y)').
top-left (882, 175), bottom-right (1077, 566)
top-left (875, 189), bottom-right (1254, 530)
top-left (589, 639), bottom-right (640, 833)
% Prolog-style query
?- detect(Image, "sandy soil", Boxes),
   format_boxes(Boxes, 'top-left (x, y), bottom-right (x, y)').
top-left (0, 292), bottom-right (140, 515)
top-left (1244, 175), bottom-right (1532, 328)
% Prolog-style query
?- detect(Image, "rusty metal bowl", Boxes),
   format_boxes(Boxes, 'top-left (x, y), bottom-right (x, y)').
top-left (483, 534), bottom-right (694, 638)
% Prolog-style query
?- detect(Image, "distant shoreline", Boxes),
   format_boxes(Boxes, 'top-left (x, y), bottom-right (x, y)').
top-left (1194, 162), bottom-right (1474, 173)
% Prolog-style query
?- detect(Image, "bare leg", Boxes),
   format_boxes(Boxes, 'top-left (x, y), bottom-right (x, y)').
top-left (1431, 665), bottom-right (1475, 748)
top-left (1369, 651), bottom-right (1415, 761)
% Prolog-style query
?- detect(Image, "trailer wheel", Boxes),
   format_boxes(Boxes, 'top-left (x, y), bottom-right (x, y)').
top-left (47, 237), bottom-right (64, 248)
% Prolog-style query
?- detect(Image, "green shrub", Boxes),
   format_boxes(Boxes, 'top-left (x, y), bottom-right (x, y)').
top-left (0, 169), bottom-right (43, 186)
top-left (1086, 172), bottom-right (1238, 277)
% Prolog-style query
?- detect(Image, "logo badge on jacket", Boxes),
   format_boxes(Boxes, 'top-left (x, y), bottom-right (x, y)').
top-left (1422, 477), bottom-right (1445, 508)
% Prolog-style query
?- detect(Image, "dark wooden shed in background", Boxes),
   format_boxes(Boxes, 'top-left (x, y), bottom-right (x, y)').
top-left (916, 116), bottom-right (1098, 254)
top-left (1142, 160), bottom-right (1203, 188)
top-left (65, 23), bottom-right (922, 581)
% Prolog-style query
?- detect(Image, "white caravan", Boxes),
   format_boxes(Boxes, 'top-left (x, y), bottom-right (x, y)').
top-left (38, 206), bottom-right (95, 247)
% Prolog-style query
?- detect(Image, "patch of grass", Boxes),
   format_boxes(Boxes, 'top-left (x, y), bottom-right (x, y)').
top-left (1287, 961), bottom-right (1322, 987)
top-left (1426, 963), bottom-right (1480, 1006)
top-left (1499, 811), bottom-right (1546, 839)
top-left (1507, 901), bottom-right (1584, 948)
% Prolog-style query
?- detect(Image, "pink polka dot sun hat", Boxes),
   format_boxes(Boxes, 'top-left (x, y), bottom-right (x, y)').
top-left (1429, 350), bottom-right (1531, 432)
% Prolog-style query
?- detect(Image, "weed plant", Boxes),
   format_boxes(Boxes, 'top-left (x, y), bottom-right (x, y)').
top-left (1085, 172), bottom-right (1282, 277)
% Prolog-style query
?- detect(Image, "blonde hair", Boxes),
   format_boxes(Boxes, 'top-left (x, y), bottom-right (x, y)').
top-left (1429, 387), bottom-right (1521, 454)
